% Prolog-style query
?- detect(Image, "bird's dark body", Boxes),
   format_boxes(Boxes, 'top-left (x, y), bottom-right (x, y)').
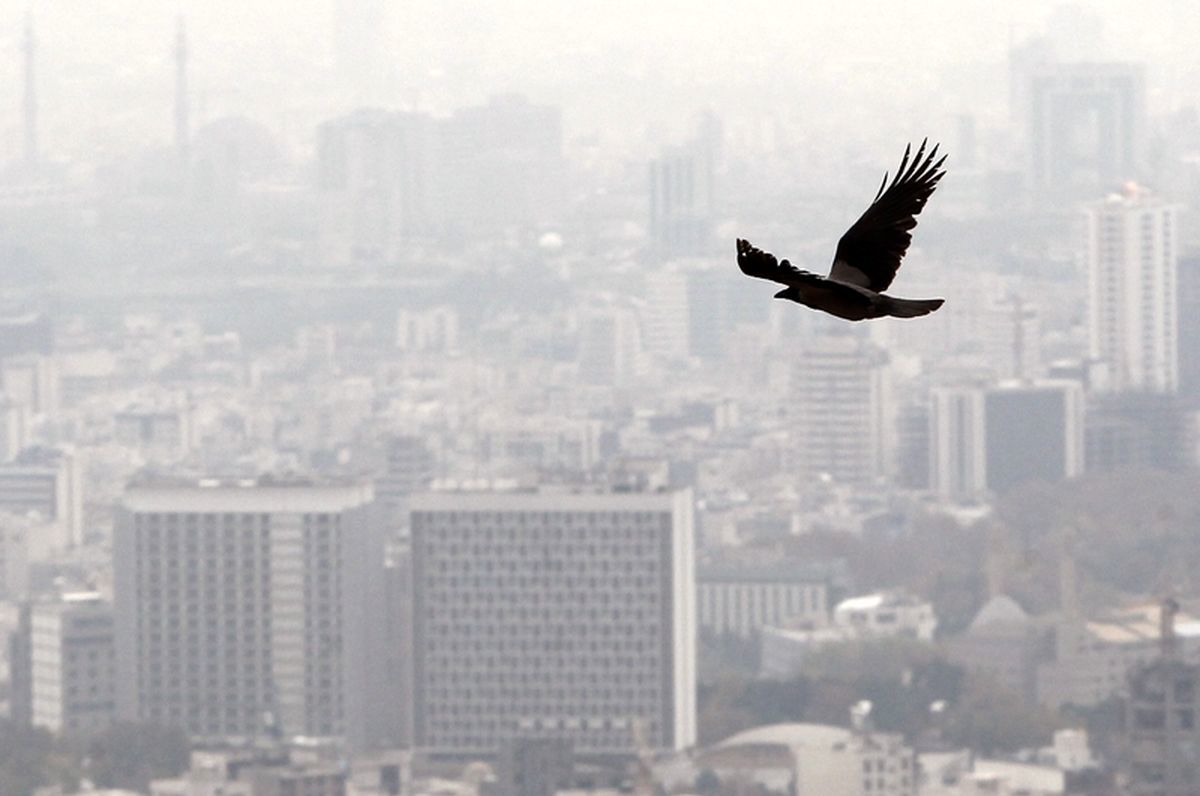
top-left (775, 283), bottom-right (944, 321)
top-left (736, 140), bottom-right (948, 322)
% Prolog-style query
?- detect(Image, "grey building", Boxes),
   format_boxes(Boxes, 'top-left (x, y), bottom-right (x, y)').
top-left (648, 147), bottom-right (714, 259)
top-left (929, 381), bottom-right (1084, 500)
top-left (697, 560), bottom-right (832, 639)
top-left (9, 591), bottom-right (116, 734)
top-left (114, 481), bottom-right (393, 747)
top-left (1121, 603), bottom-right (1200, 796)
top-left (1028, 62), bottom-right (1145, 201)
top-left (409, 489), bottom-right (696, 757)
top-left (0, 447), bottom-right (83, 550)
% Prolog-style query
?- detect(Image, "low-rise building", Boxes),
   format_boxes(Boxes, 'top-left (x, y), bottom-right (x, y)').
top-left (698, 722), bottom-right (916, 796)
top-left (761, 591), bottom-right (936, 678)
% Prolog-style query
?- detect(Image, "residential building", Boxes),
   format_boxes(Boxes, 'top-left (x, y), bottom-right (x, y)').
top-left (1085, 185), bottom-right (1179, 393)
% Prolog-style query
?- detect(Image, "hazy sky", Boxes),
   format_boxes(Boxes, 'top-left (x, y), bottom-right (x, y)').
top-left (0, 1), bottom-right (1197, 162)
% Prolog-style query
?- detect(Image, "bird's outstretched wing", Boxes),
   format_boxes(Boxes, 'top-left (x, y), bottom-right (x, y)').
top-left (736, 238), bottom-right (825, 288)
top-left (829, 139), bottom-right (947, 293)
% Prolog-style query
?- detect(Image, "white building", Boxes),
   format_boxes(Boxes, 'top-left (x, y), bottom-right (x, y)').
top-left (409, 488), bottom-right (696, 755)
top-left (833, 592), bottom-right (937, 640)
top-left (641, 270), bottom-right (690, 362)
top-left (24, 592), bottom-right (116, 734)
top-left (920, 751), bottom-right (1065, 796)
top-left (113, 481), bottom-right (390, 745)
top-left (1085, 185), bottom-right (1179, 393)
top-left (700, 722), bottom-right (916, 796)
top-left (761, 592), bottom-right (936, 678)
top-left (791, 334), bottom-right (890, 485)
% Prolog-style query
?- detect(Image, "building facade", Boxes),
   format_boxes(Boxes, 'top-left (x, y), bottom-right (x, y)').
top-left (929, 381), bottom-right (1084, 499)
top-left (113, 481), bottom-right (388, 745)
top-left (10, 592), bottom-right (117, 734)
top-left (0, 447), bottom-right (83, 550)
top-left (1086, 187), bottom-right (1179, 393)
top-left (697, 561), bottom-right (829, 639)
top-left (409, 489), bottom-right (696, 756)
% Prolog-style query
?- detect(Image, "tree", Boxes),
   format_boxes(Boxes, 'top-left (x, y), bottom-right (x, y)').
top-left (0, 720), bottom-right (79, 796)
top-left (75, 722), bottom-right (190, 792)
top-left (942, 673), bottom-right (1059, 754)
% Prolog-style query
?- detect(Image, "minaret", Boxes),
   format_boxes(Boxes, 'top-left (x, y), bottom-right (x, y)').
top-left (23, 12), bottom-right (37, 168)
top-left (174, 17), bottom-right (189, 159)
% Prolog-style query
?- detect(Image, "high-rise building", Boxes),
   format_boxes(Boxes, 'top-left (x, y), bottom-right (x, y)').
top-left (317, 110), bottom-right (437, 267)
top-left (1085, 186), bottom-right (1179, 393)
top-left (791, 334), bottom-right (890, 485)
top-left (929, 381), bottom-right (1085, 499)
top-left (1028, 63), bottom-right (1145, 201)
top-left (928, 387), bottom-right (987, 500)
top-left (648, 147), bottom-right (714, 258)
top-left (409, 488), bottom-right (696, 756)
top-left (9, 592), bottom-right (116, 734)
top-left (113, 481), bottom-right (390, 745)
top-left (641, 270), bottom-right (690, 363)
top-left (439, 95), bottom-right (565, 232)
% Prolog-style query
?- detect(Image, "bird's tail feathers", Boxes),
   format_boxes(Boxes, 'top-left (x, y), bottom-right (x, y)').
top-left (885, 297), bottom-right (944, 318)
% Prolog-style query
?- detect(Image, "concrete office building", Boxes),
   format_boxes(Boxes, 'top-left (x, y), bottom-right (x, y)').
top-left (409, 488), bottom-right (696, 756)
top-left (114, 481), bottom-right (389, 746)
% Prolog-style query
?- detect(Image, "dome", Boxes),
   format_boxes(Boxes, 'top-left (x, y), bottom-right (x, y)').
top-left (969, 594), bottom-right (1029, 632)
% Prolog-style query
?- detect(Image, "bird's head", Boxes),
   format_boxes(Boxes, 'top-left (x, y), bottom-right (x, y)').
top-left (774, 287), bottom-right (800, 301)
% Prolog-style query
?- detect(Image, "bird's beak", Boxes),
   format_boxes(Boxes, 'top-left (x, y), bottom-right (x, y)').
top-left (773, 289), bottom-right (789, 299)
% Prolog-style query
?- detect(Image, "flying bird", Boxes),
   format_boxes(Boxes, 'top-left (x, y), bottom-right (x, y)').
top-left (737, 140), bottom-right (947, 321)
